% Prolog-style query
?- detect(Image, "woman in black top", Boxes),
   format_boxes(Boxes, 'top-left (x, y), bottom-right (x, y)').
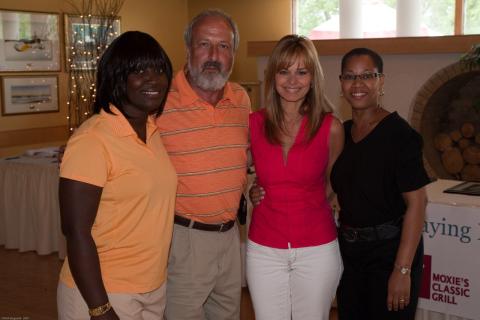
top-left (331, 48), bottom-right (430, 320)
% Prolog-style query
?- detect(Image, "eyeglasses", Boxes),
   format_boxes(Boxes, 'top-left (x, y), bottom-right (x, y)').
top-left (339, 72), bottom-right (383, 81)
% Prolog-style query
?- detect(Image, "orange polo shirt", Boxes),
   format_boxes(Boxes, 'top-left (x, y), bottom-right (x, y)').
top-left (156, 70), bottom-right (250, 224)
top-left (59, 106), bottom-right (177, 293)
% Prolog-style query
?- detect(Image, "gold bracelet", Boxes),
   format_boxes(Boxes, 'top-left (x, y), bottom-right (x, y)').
top-left (88, 301), bottom-right (112, 317)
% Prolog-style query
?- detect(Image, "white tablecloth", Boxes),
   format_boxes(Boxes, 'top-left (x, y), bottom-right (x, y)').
top-left (416, 179), bottom-right (479, 320)
top-left (0, 155), bottom-right (66, 259)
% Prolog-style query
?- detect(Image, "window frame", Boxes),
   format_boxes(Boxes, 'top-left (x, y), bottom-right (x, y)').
top-left (247, 34), bottom-right (480, 56)
top-left (455, 0), bottom-right (464, 34)
top-left (293, 0), bottom-right (469, 38)
top-left (249, 1), bottom-right (480, 57)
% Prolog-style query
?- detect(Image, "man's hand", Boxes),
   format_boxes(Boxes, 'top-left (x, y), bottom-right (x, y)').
top-left (249, 179), bottom-right (265, 206)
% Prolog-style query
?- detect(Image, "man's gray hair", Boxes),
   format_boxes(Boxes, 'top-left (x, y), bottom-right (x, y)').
top-left (184, 9), bottom-right (239, 51)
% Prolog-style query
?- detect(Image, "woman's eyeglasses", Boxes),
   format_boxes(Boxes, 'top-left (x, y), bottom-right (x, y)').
top-left (339, 72), bottom-right (383, 81)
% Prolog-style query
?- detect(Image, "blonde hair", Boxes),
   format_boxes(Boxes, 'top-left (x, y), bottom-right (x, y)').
top-left (264, 34), bottom-right (333, 144)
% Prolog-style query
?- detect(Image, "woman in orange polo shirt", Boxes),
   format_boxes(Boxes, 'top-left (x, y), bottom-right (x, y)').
top-left (57, 31), bottom-right (177, 319)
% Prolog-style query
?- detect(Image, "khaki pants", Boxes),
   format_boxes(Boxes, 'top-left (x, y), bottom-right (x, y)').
top-left (57, 281), bottom-right (166, 320)
top-left (165, 223), bottom-right (242, 320)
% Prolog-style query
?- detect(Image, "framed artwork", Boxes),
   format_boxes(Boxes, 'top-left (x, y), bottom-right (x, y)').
top-left (444, 181), bottom-right (480, 196)
top-left (64, 14), bottom-right (121, 70)
top-left (1, 75), bottom-right (59, 115)
top-left (0, 10), bottom-right (60, 72)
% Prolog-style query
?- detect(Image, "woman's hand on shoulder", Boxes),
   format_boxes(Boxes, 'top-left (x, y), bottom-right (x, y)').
top-left (330, 116), bottom-right (345, 149)
top-left (326, 116), bottom-right (344, 181)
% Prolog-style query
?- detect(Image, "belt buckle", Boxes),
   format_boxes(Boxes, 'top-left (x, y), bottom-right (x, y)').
top-left (343, 228), bottom-right (359, 242)
top-left (218, 223), bottom-right (225, 232)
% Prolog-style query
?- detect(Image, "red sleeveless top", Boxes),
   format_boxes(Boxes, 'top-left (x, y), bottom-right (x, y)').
top-left (249, 111), bottom-right (337, 249)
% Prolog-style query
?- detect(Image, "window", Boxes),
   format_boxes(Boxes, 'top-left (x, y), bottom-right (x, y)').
top-left (422, 0), bottom-right (455, 35)
top-left (294, 0), bottom-right (478, 39)
top-left (464, 0), bottom-right (480, 34)
top-left (296, 0), bottom-right (339, 38)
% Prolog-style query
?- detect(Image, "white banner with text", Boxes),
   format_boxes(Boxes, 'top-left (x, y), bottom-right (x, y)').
top-left (419, 202), bottom-right (480, 320)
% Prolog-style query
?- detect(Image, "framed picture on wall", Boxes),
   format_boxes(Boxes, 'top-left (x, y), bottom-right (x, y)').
top-left (0, 10), bottom-right (60, 72)
top-left (64, 14), bottom-right (121, 70)
top-left (444, 181), bottom-right (480, 196)
top-left (1, 75), bottom-right (59, 115)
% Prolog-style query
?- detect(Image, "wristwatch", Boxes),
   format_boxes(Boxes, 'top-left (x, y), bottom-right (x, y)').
top-left (394, 263), bottom-right (411, 275)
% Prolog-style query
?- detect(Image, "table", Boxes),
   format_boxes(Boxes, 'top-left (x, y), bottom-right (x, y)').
top-left (416, 179), bottom-right (480, 320)
top-left (0, 155), bottom-right (66, 259)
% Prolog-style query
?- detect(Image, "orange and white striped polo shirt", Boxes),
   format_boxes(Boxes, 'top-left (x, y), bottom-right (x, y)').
top-left (156, 70), bottom-right (250, 224)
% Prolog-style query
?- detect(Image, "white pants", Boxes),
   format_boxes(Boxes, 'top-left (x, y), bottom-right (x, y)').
top-left (246, 239), bottom-right (343, 320)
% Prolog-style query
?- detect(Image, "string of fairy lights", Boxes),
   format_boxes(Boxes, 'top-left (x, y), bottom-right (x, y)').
top-left (65, 0), bottom-right (124, 132)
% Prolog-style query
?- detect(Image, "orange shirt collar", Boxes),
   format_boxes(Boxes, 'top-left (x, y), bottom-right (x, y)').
top-left (174, 68), bottom-right (235, 107)
top-left (101, 104), bottom-right (158, 138)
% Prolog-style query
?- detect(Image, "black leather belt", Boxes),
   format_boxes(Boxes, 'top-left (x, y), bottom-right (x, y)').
top-left (174, 215), bottom-right (235, 232)
top-left (339, 217), bottom-right (402, 243)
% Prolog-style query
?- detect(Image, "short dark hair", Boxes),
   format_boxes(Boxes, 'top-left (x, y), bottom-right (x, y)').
top-left (341, 47), bottom-right (383, 73)
top-left (94, 31), bottom-right (173, 117)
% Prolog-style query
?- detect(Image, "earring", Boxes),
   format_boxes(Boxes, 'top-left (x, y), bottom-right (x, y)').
top-left (380, 89), bottom-right (385, 96)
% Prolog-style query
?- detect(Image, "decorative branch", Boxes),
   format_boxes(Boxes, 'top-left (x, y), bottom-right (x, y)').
top-left (65, 0), bottom-right (124, 132)
top-left (460, 44), bottom-right (480, 115)
top-left (460, 43), bottom-right (480, 70)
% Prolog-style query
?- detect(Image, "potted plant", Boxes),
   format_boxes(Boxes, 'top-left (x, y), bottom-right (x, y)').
top-left (460, 44), bottom-right (480, 114)
top-left (461, 43), bottom-right (480, 69)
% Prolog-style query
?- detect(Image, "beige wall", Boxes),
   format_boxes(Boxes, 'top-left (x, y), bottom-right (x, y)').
top-left (0, 0), bottom-right (290, 156)
top-left (187, 0), bottom-right (292, 82)
top-left (121, 0), bottom-right (188, 72)
top-left (0, 0), bottom-right (188, 156)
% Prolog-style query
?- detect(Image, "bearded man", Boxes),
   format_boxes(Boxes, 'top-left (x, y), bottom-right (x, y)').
top-left (156, 9), bottom-right (250, 320)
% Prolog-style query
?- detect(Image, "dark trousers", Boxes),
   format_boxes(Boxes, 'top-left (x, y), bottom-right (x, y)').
top-left (337, 236), bottom-right (423, 320)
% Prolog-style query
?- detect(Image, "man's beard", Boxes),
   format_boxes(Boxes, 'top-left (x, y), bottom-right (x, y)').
top-left (188, 59), bottom-right (232, 91)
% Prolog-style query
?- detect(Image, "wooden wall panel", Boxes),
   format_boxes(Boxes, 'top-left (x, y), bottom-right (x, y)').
top-left (0, 126), bottom-right (69, 148)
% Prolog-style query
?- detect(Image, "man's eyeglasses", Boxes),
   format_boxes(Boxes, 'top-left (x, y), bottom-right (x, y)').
top-left (339, 72), bottom-right (383, 81)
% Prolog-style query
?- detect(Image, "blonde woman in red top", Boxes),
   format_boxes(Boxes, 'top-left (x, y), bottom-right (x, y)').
top-left (247, 34), bottom-right (344, 320)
